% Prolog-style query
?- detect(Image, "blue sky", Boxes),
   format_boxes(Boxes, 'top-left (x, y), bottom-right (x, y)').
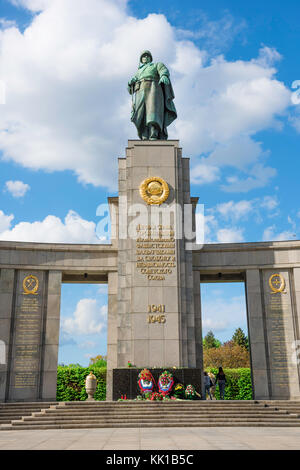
top-left (0, 0), bottom-right (299, 365)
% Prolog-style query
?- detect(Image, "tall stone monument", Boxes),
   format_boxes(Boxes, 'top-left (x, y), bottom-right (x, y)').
top-left (105, 52), bottom-right (201, 399)
top-left (106, 139), bottom-right (201, 399)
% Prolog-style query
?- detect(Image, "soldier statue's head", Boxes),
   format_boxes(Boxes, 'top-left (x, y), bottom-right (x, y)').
top-left (140, 50), bottom-right (153, 64)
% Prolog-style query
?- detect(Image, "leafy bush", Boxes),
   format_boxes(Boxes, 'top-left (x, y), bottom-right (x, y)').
top-left (204, 343), bottom-right (250, 368)
top-left (56, 365), bottom-right (106, 401)
top-left (206, 368), bottom-right (252, 400)
top-left (89, 355), bottom-right (107, 368)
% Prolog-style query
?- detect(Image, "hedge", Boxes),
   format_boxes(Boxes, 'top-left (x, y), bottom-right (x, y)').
top-left (206, 368), bottom-right (252, 400)
top-left (56, 365), bottom-right (106, 401)
top-left (56, 366), bottom-right (252, 401)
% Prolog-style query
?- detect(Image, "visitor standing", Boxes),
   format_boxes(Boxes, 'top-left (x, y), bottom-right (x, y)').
top-left (203, 371), bottom-right (213, 400)
top-left (208, 371), bottom-right (216, 399)
top-left (216, 367), bottom-right (226, 400)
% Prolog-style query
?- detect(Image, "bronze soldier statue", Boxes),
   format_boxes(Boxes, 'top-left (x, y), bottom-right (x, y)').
top-left (128, 51), bottom-right (177, 140)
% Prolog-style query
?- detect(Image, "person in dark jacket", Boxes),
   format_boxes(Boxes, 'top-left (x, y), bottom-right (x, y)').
top-left (203, 371), bottom-right (213, 400)
top-left (215, 367), bottom-right (226, 400)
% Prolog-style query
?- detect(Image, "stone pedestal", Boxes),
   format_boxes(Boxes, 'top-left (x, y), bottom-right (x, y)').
top-left (107, 140), bottom-right (201, 399)
top-left (112, 368), bottom-right (202, 401)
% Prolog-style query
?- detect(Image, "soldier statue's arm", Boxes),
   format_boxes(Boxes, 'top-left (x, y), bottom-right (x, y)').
top-left (157, 62), bottom-right (170, 85)
top-left (127, 74), bottom-right (138, 95)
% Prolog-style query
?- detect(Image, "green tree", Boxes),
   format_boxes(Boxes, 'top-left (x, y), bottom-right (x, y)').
top-left (232, 328), bottom-right (249, 350)
top-left (203, 330), bottom-right (221, 349)
top-left (89, 355), bottom-right (107, 367)
top-left (203, 342), bottom-right (250, 368)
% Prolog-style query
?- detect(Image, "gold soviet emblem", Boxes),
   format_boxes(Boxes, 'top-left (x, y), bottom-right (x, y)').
top-left (269, 273), bottom-right (286, 294)
top-left (23, 275), bottom-right (39, 295)
top-left (139, 176), bottom-right (169, 205)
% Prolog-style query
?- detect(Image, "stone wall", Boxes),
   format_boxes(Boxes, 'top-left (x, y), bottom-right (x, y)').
top-left (0, 243), bottom-right (117, 401)
top-left (192, 241), bottom-right (300, 400)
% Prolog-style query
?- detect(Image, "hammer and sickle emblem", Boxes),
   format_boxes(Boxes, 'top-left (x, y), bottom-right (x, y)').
top-left (269, 273), bottom-right (286, 294)
top-left (139, 176), bottom-right (169, 205)
top-left (23, 275), bottom-right (39, 295)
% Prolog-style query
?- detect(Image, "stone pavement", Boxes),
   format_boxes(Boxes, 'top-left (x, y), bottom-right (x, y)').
top-left (0, 427), bottom-right (299, 450)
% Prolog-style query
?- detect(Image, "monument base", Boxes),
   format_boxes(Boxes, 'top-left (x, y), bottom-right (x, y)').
top-left (112, 368), bottom-right (202, 401)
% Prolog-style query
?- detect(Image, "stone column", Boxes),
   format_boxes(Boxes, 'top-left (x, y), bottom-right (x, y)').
top-left (0, 269), bottom-right (15, 402)
top-left (106, 271), bottom-right (118, 401)
top-left (292, 268), bottom-right (300, 380)
top-left (41, 271), bottom-right (62, 401)
top-left (193, 270), bottom-right (204, 396)
top-left (245, 269), bottom-right (270, 399)
top-left (247, 268), bottom-right (300, 399)
top-left (261, 269), bottom-right (300, 399)
top-left (116, 140), bottom-right (197, 370)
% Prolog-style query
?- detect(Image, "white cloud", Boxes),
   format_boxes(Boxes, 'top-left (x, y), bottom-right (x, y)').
top-left (287, 215), bottom-right (296, 230)
top-left (78, 340), bottom-right (97, 350)
top-left (61, 298), bottom-right (107, 336)
top-left (262, 225), bottom-right (296, 241)
top-left (201, 195), bottom-right (281, 243)
top-left (200, 213), bottom-right (217, 243)
top-left (191, 161), bottom-right (220, 185)
top-left (98, 285), bottom-right (108, 295)
top-left (0, 1), bottom-right (292, 190)
top-left (0, 210), bottom-right (14, 232)
top-left (9, 0), bottom-right (50, 11)
top-left (59, 331), bottom-right (76, 346)
top-left (0, 18), bottom-right (17, 29)
top-left (221, 163), bottom-right (277, 193)
top-left (260, 195), bottom-right (279, 211)
top-left (207, 135), bottom-right (265, 170)
top-left (172, 51), bottom-right (290, 153)
top-left (4, 180), bottom-right (30, 198)
top-left (0, 209), bottom-right (100, 243)
top-left (203, 213), bottom-right (245, 244)
top-left (290, 113), bottom-right (300, 133)
top-left (176, 11), bottom-right (246, 55)
top-left (201, 295), bottom-right (247, 336)
top-left (216, 200), bottom-right (253, 220)
top-left (202, 318), bottom-right (228, 331)
top-left (252, 46), bottom-right (282, 68)
top-left (216, 227), bottom-right (244, 243)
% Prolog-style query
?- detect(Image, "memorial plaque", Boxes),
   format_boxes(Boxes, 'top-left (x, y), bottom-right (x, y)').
top-left (263, 270), bottom-right (298, 398)
top-left (7, 271), bottom-right (45, 401)
top-left (136, 224), bottom-right (176, 281)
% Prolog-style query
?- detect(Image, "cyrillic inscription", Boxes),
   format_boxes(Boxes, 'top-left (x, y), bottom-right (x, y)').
top-left (136, 224), bottom-right (176, 280)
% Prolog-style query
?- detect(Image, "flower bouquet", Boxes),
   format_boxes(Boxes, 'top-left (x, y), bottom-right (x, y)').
top-left (185, 384), bottom-right (196, 400)
top-left (158, 370), bottom-right (174, 396)
top-left (173, 383), bottom-right (185, 399)
top-left (138, 368), bottom-right (155, 395)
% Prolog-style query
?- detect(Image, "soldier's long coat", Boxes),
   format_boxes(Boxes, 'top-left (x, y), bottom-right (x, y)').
top-left (128, 61), bottom-right (177, 139)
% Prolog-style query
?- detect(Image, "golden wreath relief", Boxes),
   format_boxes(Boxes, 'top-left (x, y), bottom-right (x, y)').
top-left (139, 176), bottom-right (169, 205)
top-left (23, 274), bottom-right (39, 295)
top-left (269, 273), bottom-right (286, 294)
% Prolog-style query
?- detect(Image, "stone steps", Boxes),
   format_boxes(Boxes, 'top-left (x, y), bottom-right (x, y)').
top-left (1, 401), bottom-right (300, 430)
top-left (31, 410), bottom-right (292, 417)
top-left (3, 421), bottom-right (300, 430)
top-left (16, 416), bottom-right (299, 425)
top-left (0, 402), bottom-right (57, 408)
top-left (0, 403), bottom-right (57, 424)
